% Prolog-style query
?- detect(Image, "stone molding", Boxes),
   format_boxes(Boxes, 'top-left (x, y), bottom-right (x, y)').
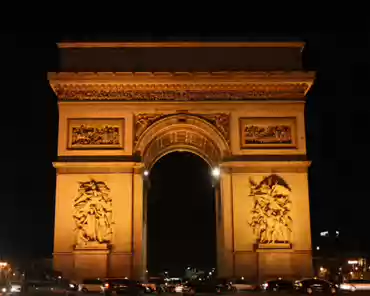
top-left (48, 71), bottom-right (314, 101)
top-left (220, 161), bottom-right (311, 173)
top-left (53, 161), bottom-right (144, 174)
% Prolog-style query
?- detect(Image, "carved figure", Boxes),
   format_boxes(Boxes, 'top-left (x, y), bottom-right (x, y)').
top-left (248, 174), bottom-right (292, 244)
top-left (134, 113), bottom-right (164, 142)
top-left (73, 179), bottom-right (113, 245)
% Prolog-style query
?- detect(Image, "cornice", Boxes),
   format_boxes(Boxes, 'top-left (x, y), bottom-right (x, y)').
top-left (57, 41), bottom-right (305, 49)
top-left (48, 71), bottom-right (315, 101)
top-left (48, 71), bottom-right (314, 83)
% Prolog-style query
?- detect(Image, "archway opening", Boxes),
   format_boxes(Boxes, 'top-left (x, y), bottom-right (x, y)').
top-left (146, 151), bottom-right (217, 277)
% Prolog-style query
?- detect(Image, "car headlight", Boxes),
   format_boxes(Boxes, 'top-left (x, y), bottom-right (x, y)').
top-left (2, 287), bottom-right (7, 292)
top-left (261, 283), bottom-right (268, 289)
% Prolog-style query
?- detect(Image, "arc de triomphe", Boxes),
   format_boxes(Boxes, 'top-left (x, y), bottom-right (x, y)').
top-left (48, 41), bottom-right (315, 281)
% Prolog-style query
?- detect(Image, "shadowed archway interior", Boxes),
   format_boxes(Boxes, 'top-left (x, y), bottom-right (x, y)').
top-left (146, 151), bottom-right (216, 276)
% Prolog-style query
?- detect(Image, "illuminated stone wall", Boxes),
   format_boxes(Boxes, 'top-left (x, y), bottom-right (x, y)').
top-left (52, 99), bottom-right (312, 280)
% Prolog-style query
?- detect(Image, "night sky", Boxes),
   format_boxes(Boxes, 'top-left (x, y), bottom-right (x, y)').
top-left (4, 32), bottom-right (370, 270)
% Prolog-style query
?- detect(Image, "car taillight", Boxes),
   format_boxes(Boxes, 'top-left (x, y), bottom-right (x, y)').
top-left (104, 283), bottom-right (110, 288)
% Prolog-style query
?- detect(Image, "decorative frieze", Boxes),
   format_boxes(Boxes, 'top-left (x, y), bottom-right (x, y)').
top-left (52, 83), bottom-right (309, 101)
top-left (68, 118), bottom-right (125, 149)
top-left (239, 117), bottom-right (296, 149)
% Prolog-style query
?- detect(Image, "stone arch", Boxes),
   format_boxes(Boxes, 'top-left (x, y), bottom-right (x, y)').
top-left (135, 114), bottom-right (230, 170)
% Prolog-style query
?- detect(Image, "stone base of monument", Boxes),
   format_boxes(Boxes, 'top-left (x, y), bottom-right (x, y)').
top-left (257, 243), bottom-right (292, 250)
top-left (73, 243), bottom-right (111, 280)
top-left (74, 242), bottom-right (111, 251)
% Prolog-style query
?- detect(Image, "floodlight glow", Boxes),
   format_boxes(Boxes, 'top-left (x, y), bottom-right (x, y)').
top-left (212, 167), bottom-right (220, 177)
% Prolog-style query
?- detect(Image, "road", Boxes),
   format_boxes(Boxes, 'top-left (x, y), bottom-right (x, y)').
top-left (65, 292), bottom-right (370, 296)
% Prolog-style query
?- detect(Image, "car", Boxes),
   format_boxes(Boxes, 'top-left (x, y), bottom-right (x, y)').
top-left (340, 279), bottom-right (370, 291)
top-left (230, 279), bottom-right (258, 291)
top-left (25, 281), bottom-right (76, 296)
top-left (8, 281), bottom-right (22, 293)
top-left (261, 278), bottom-right (294, 292)
top-left (294, 278), bottom-right (337, 294)
top-left (101, 278), bottom-right (143, 296)
top-left (78, 278), bottom-right (103, 293)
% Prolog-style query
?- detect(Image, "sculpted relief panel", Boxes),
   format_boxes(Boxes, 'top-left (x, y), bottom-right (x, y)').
top-left (248, 174), bottom-right (292, 246)
top-left (239, 117), bottom-right (296, 149)
top-left (68, 118), bottom-right (125, 149)
top-left (73, 180), bottom-right (114, 247)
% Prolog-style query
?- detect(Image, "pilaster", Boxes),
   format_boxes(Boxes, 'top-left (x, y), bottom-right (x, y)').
top-left (132, 169), bottom-right (145, 280)
top-left (218, 171), bottom-right (234, 278)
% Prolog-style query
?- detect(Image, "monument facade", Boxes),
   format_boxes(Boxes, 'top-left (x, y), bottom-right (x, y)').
top-left (49, 42), bottom-right (315, 281)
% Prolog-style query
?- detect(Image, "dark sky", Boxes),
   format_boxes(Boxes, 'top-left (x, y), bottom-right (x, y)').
top-left (4, 32), bottom-right (370, 269)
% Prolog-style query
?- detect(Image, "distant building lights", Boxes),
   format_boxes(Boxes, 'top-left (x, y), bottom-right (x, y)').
top-left (320, 231), bottom-right (329, 237)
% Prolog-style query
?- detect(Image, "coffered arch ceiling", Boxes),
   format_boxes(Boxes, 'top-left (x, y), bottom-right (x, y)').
top-left (135, 114), bottom-right (230, 170)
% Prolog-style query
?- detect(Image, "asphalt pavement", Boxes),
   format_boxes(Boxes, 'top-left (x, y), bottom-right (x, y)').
top-left (66, 292), bottom-right (370, 296)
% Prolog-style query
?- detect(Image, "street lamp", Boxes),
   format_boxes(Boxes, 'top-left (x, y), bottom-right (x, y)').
top-left (143, 170), bottom-right (149, 177)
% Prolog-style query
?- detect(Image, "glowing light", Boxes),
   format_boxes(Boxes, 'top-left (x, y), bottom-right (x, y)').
top-left (348, 260), bottom-right (358, 264)
top-left (212, 167), bottom-right (220, 177)
top-left (320, 267), bottom-right (324, 272)
top-left (316, 246), bottom-right (320, 250)
top-left (320, 231), bottom-right (329, 237)
top-left (143, 170), bottom-right (149, 176)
